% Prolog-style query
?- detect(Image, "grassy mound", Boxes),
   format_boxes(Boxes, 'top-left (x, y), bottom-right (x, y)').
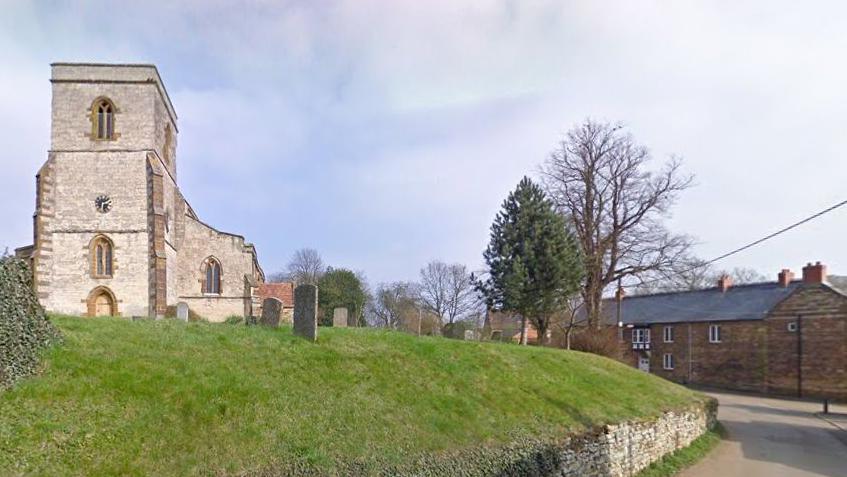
top-left (0, 316), bottom-right (706, 475)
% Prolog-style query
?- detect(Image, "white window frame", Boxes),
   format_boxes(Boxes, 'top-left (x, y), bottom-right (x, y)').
top-left (663, 326), bottom-right (674, 343)
top-left (632, 328), bottom-right (651, 343)
top-left (663, 353), bottom-right (674, 370)
top-left (709, 324), bottom-right (721, 343)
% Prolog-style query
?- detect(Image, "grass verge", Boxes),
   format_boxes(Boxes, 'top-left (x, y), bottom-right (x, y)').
top-left (1, 315), bottom-right (709, 475)
top-left (636, 423), bottom-right (725, 477)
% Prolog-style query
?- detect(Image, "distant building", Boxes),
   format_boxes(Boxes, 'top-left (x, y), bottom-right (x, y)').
top-left (16, 63), bottom-right (264, 321)
top-left (256, 282), bottom-right (295, 323)
top-left (482, 311), bottom-right (547, 344)
top-left (606, 262), bottom-right (847, 400)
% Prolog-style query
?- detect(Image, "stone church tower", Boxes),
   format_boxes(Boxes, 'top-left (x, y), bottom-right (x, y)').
top-left (17, 63), bottom-right (264, 321)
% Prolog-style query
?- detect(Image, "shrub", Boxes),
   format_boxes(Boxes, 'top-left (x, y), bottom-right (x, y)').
top-left (0, 255), bottom-right (61, 389)
top-left (224, 315), bottom-right (244, 325)
top-left (569, 327), bottom-right (623, 360)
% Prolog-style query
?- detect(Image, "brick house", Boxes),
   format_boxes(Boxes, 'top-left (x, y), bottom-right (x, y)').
top-left (255, 282), bottom-right (295, 323)
top-left (482, 311), bottom-right (545, 344)
top-left (610, 262), bottom-right (847, 400)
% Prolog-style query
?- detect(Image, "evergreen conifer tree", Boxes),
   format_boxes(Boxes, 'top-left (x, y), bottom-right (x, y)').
top-left (478, 177), bottom-right (583, 345)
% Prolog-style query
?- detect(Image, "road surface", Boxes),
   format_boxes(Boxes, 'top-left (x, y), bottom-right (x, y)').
top-left (681, 391), bottom-right (847, 477)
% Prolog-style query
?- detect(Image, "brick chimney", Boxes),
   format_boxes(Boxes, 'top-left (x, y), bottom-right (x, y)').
top-left (777, 269), bottom-right (794, 287)
top-left (802, 262), bottom-right (827, 284)
top-left (717, 274), bottom-right (732, 292)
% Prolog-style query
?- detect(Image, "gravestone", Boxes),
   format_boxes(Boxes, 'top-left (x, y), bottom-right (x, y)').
top-left (293, 284), bottom-right (318, 341)
top-left (332, 307), bottom-right (348, 327)
top-left (260, 297), bottom-right (283, 327)
top-left (176, 302), bottom-right (189, 322)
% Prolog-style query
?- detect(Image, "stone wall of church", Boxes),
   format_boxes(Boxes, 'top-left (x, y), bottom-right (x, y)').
top-left (37, 151), bottom-right (151, 317)
top-left (175, 214), bottom-right (259, 322)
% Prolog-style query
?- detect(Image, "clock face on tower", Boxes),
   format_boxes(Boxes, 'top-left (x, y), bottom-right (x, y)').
top-left (95, 194), bottom-right (112, 213)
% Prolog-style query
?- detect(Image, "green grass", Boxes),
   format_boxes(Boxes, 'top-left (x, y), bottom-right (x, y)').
top-left (0, 316), bottom-right (708, 475)
top-left (637, 423), bottom-right (725, 477)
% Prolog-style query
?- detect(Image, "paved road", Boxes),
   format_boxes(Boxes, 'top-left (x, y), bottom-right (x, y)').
top-left (681, 391), bottom-right (847, 477)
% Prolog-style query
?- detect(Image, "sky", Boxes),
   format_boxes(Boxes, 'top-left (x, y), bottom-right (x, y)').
top-left (1, 1), bottom-right (846, 286)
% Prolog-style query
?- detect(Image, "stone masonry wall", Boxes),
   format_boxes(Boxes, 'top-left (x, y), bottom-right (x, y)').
top-left (37, 151), bottom-right (150, 317)
top-left (396, 402), bottom-right (716, 476)
top-left (175, 215), bottom-right (258, 322)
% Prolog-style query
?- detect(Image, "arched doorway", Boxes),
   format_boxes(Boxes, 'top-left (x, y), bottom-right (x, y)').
top-left (87, 287), bottom-right (117, 317)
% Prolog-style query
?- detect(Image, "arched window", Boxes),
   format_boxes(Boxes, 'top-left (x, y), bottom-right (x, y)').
top-left (91, 98), bottom-right (116, 140)
top-left (203, 258), bottom-right (222, 295)
top-left (90, 235), bottom-right (114, 278)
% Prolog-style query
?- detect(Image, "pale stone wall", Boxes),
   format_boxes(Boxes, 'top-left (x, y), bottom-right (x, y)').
top-left (29, 63), bottom-right (262, 320)
top-left (38, 151), bottom-right (150, 316)
top-left (175, 215), bottom-right (258, 322)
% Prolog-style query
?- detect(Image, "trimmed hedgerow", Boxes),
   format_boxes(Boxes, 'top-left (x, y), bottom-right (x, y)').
top-left (0, 254), bottom-right (61, 389)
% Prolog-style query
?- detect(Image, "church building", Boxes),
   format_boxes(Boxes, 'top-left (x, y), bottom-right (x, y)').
top-left (16, 63), bottom-right (264, 321)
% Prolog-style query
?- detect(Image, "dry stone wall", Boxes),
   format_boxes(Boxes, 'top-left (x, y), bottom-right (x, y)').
top-left (378, 401), bottom-right (717, 477)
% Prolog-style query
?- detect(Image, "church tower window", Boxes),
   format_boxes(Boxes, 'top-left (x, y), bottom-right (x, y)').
top-left (91, 98), bottom-right (116, 140)
top-left (203, 258), bottom-right (222, 295)
top-left (90, 235), bottom-right (114, 278)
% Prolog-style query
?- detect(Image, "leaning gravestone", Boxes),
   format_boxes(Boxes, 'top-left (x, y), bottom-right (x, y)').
top-left (260, 297), bottom-right (282, 328)
top-left (293, 284), bottom-right (318, 341)
top-left (332, 307), bottom-right (348, 327)
top-left (176, 302), bottom-right (189, 322)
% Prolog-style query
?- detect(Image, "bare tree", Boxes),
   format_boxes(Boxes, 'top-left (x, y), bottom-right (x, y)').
top-left (418, 261), bottom-right (483, 327)
top-left (541, 119), bottom-right (693, 328)
top-left (286, 248), bottom-right (326, 286)
top-left (367, 281), bottom-right (418, 329)
top-left (634, 260), bottom-right (769, 294)
top-left (552, 295), bottom-right (586, 350)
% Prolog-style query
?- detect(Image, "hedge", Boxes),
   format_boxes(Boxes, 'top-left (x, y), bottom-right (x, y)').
top-left (0, 254), bottom-right (61, 389)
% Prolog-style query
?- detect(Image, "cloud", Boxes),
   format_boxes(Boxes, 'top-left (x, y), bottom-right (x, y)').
top-left (2, 1), bottom-right (847, 283)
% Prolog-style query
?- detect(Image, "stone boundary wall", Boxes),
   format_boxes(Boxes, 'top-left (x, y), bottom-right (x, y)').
top-left (375, 400), bottom-right (718, 477)
top-left (599, 404), bottom-right (716, 476)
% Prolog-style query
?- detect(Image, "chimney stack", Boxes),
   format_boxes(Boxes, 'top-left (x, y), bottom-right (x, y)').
top-left (778, 269), bottom-right (794, 287)
top-left (802, 261), bottom-right (827, 284)
top-left (615, 286), bottom-right (626, 302)
top-left (717, 274), bottom-right (732, 292)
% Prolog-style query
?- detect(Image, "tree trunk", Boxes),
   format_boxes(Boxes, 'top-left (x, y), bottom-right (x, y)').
top-left (537, 322), bottom-right (548, 346)
top-left (519, 315), bottom-right (528, 345)
top-left (584, 275), bottom-right (604, 330)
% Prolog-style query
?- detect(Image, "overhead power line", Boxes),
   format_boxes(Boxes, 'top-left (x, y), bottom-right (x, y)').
top-left (633, 198), bottom-right (847, 288)
top-left (701, 198), bottom-right (847, 267)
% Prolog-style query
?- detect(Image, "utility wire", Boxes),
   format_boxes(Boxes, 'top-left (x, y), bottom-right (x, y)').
top-left (701, 198), bottom-right (847, 266)
top-left (634, 198), bottom-right (847, 288)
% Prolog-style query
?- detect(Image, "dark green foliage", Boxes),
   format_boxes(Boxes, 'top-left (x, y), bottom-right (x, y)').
top-left (0, 255), bottom-right (61, 389)
top-left (478, 177), bottom-right (583, 343)
top-left (318, 268), bottom-right (368, 326)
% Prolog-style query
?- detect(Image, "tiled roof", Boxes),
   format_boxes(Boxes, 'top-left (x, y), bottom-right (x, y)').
top-left (607, 281), bottom-right (806, 325)
top-left (257, 282), bottom-right (294, 307)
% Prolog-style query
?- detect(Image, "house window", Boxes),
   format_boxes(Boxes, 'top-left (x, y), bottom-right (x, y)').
top-left (202, 258), bottom-right (222, 295)
top-left (663, 353), bottom-right (674, 370)
top-left (92, 98), bottom-right (116, 140)
top-left (632, 328), bottom-right (651, 343)
top-left (709, 324), bottom-right (722, 343)
top-left (663, 326), bottom-right (674, 343)
top-left (90, 235), bottom-right (114, 278)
